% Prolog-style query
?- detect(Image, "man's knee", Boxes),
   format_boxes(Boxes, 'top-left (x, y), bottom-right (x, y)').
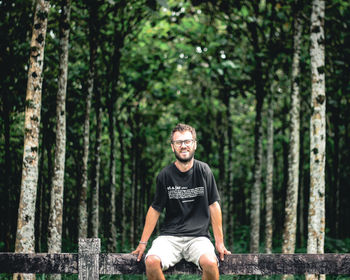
top-left (145, 255), bottom-right (162, 271)
top-left (199, 253), bottom-right (218, 271)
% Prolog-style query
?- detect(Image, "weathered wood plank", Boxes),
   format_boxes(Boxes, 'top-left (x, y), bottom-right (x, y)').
top-left (99, 253), bottom-right (350, 275)
top-left (1, 252), bottom-right (350, 275)
top-left (99, 254), bottom-right (200, 275)
top-left (78, 238), bottom-right (100, 280)
top-left (99, 253), bottom-right (145, 275)
top-left (220, 254), bottom-right (350, 275)
top-left (0, 253), bottom-right (78, 274)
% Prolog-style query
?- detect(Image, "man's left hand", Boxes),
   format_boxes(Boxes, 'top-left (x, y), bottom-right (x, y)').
top-left (216, 242), bottom-right (231, 261)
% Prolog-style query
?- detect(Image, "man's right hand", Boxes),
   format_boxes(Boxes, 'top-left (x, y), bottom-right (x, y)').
top-left (131, 243), bottom-right (147, 261)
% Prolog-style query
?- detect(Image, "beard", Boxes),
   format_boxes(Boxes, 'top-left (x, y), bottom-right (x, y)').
top-left (174, 148), bottom-right (195, 163)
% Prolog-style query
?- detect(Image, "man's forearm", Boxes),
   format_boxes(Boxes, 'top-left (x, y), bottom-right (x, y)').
top-left (140, 206), bottom-right (160, 243)
top-left (209, 201), bottom-right (231, 260)
top-left (209, 201), bottom-right (224, 243)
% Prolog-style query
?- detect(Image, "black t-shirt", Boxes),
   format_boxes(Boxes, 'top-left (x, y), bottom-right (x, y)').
top-left (151, 159), bottom-right (220, 238)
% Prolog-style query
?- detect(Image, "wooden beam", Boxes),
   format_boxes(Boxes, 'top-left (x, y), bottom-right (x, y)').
top-left (0, 253), bottom-right (78, 274)
top-left (219, 254), bottom-right (350, 275)
top-left (79, 238), bottom-right (100, 280)
top-left (1, 253), bottom-right (350, 275)
top-left (99, 253), bottom-right (350, 275)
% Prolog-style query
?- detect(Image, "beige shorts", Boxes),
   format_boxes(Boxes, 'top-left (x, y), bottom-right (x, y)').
top-left (145, 235), bottom-right (217, 271)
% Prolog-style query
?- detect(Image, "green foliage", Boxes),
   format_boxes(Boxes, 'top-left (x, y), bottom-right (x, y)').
top-left (1, 0), bottom-right (350, 266)
top-left (325, 237), bottom-right (350, 253)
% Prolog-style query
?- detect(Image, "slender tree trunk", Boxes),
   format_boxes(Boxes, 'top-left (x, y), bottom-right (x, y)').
top-left (217, 107), bottom-right (227, 239)
top-left (78, 0), bottom-right (100, 239)
top-left (91, 89), bottom-right (102, 238)
top-left (45, 127), bottom-right (54, 239)
top-left (3, 92), bottom-right (12, 251)
top-left (47, 3), bottom-right (70, 279)
top-left (116, 120), bottom-right (126, 249)
top-left (282, 2), bottom-right (302, 257)
top-left (78, 63), bottom-right (93, 239)
top-left (307, 1), bottom-right (326, 279)
top-left (107, 103), bottom-right (117, 251)
top-left (129, 111), bottom-right (141, 247)
top-left (331, 98), bottom-right (340, 238)
top-left (132, 122), bottom-right (139, 247)
top-left (265, 92), bottom-right (274, 254)
top-left (340, 124), bottom-right (350, 238)
top-left (78, 85), bottom-right (92, 239)
top-left (247, 6), bottom-right (266, 252)
top-left (70, 141), bottom-right (82, 239)
top-left (35, 137), bottom-right (45, 253)
top-left (221, 87), bottom-right (232, 243)
top-left (130, 134), bottom-right (135, 247)
top-left (88, 0), bottom-right (100, 240)
top-left (105, 28), bottom-right (123, 252)
top-left (13, 1), bottom-right (50, 280)
top-left (281, 8), bottom-right (302, 280)
top-left (226, 95), bottom-right (234, 248)
top-left (250, 94), bottom-right (264, 253)
top-left (298, 120), bottom-right (306, 248)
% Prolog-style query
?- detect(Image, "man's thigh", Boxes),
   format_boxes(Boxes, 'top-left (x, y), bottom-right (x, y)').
top-left (145, 236), bottom-right (183, 271)
top-left (183, 237), bottom-right (217, 269)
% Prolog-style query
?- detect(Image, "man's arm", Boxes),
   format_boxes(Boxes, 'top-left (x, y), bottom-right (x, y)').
top-left (131, 206), bottom-right (160, 261)
top-left (209, 201), bottom-right (231, 261)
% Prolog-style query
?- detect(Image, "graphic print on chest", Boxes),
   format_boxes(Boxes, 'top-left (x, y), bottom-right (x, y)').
top-left (167, 186), bottom-right (204, 203)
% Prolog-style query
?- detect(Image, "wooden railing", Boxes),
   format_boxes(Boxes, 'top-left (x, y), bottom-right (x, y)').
top-left (0, 239), bottom-right (349, 279)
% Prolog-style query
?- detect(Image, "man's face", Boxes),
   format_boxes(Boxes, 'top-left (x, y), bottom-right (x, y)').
top-left (171, 131), bottom-right (197, 163)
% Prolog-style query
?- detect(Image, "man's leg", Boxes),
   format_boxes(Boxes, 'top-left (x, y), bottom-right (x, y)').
top-left (199, 253), bottom-right (219, 280)
top-left (184, 237), bottom-right (219, 280)
top-left (145, 255), bottom-right (165, 280)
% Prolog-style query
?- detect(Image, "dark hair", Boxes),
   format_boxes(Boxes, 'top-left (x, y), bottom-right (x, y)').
top-left (171, 123), bottom-right (197, 141)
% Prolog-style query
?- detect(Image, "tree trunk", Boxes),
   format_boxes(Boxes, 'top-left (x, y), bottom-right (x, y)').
top-left (217, 107), bottom-right (227, 240)
top-left (91, 89), bottom-right (102, 238)
top-left (307, 1), bottom-right (326, 279)
top-left (88, 0), bottom-right (100, 240)
top-left (78, 87), bottom-right (92, 239)
top-left (78, 0), bottom-right (100, 239)
top-left (265, 92), bottom-right (274, 254)
top-left (226, 94), bottom-right (234, 248)
top-left (13, 1), bottom-right (50, 280)
top-left (330, 97), bottom-right (340, 238)
top-left (131, 118), bottom-right (139, 248)
top-left (2, 91), bottom-right (12, 252)
top-left (116, 120), bottom-right (126, 249)
top-left (105, 27), bottom-right (123, 252)
top-left (298, 117), bottom-right (306, 249)
top-left (248, 19), bottom-right (265, 253)
top-left (78, 61), bottom-right (93, 239)
top-left (281, 8), bottom-right (302, 280)
top-left (35, 137), bottom-right (45, 253)
top-left (130, 133), bottom-right (136, 247)
top-left (47, 5), bottom-right (71, 280)
top-left (250, 95), bottom-right (263, 253)
top-left (107, 103), bottom-right (117, 251)
top-left (282, 2), bottom-right (302, 257)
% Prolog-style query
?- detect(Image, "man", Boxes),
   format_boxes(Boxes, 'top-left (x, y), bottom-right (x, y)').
top-left (132, 123), bottom-right (230, 280)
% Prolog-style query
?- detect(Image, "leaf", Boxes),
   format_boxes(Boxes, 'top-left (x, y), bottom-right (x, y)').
top-left (241, 6), bottom-right (249, 18)
top-left (222, 60), bottom-right (238, 69)
top-left (156, 0), bottom-right (169, 9)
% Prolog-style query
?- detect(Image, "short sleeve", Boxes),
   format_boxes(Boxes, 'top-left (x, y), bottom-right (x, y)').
top-left (151, 174), bottom-right (167, 212)
top-left (206, 165), bottom-right (220, 205)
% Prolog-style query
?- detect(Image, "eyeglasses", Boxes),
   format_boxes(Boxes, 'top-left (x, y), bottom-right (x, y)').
top-left (171, 139), bottom-right (195, 148)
